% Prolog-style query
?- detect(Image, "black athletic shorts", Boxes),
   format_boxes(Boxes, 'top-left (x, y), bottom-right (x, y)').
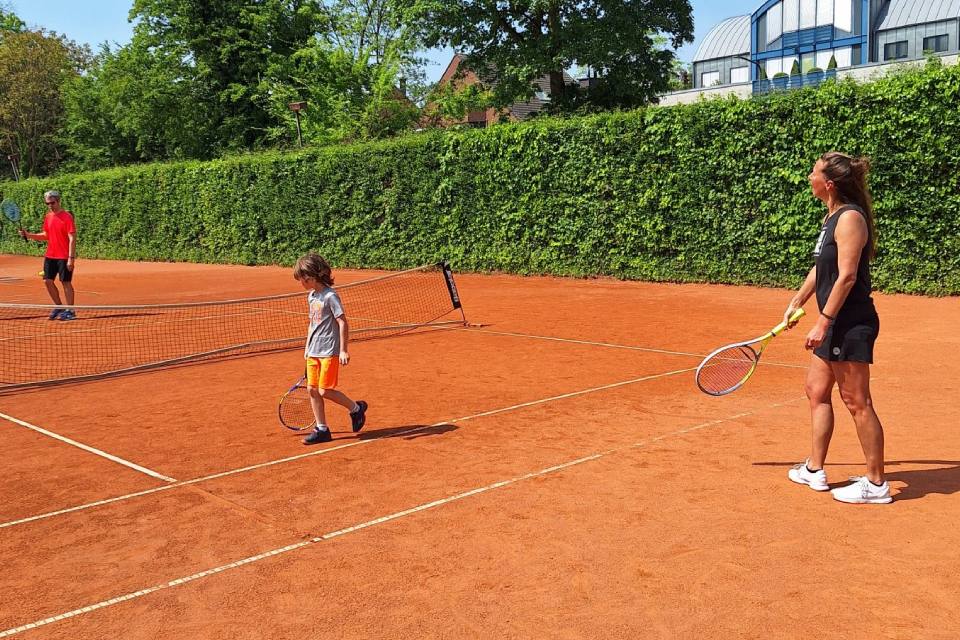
top-left (43, 257), bottom-right (73, 283)
top-left (814, 311), bottom-right (879, 364)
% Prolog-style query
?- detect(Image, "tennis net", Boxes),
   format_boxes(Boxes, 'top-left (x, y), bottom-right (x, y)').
top-left (0, 262), bottom-right (466, 390)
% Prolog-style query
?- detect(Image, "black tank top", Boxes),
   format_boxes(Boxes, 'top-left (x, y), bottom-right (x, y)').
top-left (813, 204), bottom-right (875, 319)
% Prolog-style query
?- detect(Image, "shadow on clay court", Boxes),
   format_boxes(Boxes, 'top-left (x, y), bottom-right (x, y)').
top-left (358, 423), bottom-right (458, 441)
top-left (754, 460), bottom-right (960, 502)
top-left (284, 423), bottom-right (458, 442)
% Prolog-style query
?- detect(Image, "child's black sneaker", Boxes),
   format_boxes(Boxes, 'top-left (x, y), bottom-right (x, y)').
top-left (351, 401), bottom-right (368, 433)
top-left (303, 427), bottom-right (332, 445)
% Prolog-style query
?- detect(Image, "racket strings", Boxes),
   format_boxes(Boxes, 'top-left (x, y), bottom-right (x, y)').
top-left (696, 345), bottom-right (758, 395)
top-left (279, 386), bottom-right (316, 431)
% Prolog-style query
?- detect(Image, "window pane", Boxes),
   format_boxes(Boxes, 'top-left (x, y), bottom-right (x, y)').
top-left (702, 71), bottom-right (721, 86)
top-left (834, 47), bottom-right (852, 67)
top-left (800, 0), bottom-right (816, 29)
top-left (767, 2), bottom-right (783, 43)
top-left (884, 41), bottom-right (909, 60)
top-left (802, 53), bottom-right (816, 72)
top-left (783, 0), bottom-right (799, 32)
top-left (834, 0), bottom-right (852, 33)
top-left (816, 50), bottom-right (833, 69)
top-left (924, 35), bottom-right (949, 53)
top-left (817, 0), bottom-right (834, 26)
top-left (731, 66), bottom-right (750, 83)
top-left (766, 58), bottom-right (783, 76)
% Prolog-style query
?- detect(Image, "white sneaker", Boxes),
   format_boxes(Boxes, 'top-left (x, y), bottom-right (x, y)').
top-left (788, 460), bottom-right (829, 491)
top-left (831, 476), bottom-right (892, 504)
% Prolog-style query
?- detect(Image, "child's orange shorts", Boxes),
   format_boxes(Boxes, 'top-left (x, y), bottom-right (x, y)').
top-left (305, 356), bottom-right (339, 390)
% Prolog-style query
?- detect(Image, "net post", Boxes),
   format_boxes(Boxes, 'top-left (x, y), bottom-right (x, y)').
top-left (439, 261), bottom-right (468, 326)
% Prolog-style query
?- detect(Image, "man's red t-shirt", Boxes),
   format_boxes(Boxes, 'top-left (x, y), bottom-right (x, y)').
top-left (42, 210), bottom-right (77, 259)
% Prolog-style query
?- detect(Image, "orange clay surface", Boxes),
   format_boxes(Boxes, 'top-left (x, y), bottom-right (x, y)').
top-left (1, 254), bottom-right (959, 639)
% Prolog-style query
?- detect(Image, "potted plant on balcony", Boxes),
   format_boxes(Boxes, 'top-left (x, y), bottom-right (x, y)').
top-left (789, 60), bottom-right (803, 87)
top-left (756, 66), bottom-right (771, 92)
top-left (807, 66), bottom-right (824, 85)
top-left (772, 71), bottom-right (789, 89)
top-left (826, 55), bottom-right (838, 80)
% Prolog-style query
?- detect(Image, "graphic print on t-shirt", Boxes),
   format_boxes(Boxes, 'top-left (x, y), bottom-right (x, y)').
top-left (813, 225), bottom-right (828, 257)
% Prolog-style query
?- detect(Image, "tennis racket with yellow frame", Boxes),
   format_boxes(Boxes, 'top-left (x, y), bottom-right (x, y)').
top-left (696, 308), bottom-right (805, 396)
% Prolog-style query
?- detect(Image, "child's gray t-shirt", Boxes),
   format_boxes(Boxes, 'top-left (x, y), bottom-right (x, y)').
top-left (305, 287), bottom-right (344, 357)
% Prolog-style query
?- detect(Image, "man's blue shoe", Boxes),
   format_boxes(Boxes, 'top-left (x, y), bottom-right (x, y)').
top-left (48, 308), bottom-right (62, 320)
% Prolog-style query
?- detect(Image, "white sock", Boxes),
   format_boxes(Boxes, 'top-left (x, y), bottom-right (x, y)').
top-left (315, 423), bottom-right (329, 431)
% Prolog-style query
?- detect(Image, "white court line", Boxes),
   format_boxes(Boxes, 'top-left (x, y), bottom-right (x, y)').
top-left (0, 365), bottom-right (698, 530)
top-left (0, 412), bottom-right (176, 483)
top-left (0, 394), bottom-right (804, 638)
top-left (469, 327), bottom-right (808, 370)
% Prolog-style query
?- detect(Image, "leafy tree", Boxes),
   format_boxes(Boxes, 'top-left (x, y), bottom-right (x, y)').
top-left (129, 0), bottom-right (328, 150)
top-left (264, 0), bottom-right (427, 145)
top-left (0, 30), bottom-right (88, 177)
top-left (420, 80), bottom-right (495, 128)
top-left (0, 1), bottom-right (25, 34)
top-left (61, 41), bottom-right (218, 169)
top-left (265, 38), bottom-right (417, 144)
top-left (418, 0), bottom-right (694, 111)
top-left (62, 0), bottom-right (425, 161)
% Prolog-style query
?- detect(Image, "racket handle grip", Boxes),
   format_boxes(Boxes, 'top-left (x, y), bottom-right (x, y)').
top-left (771, 308), bottom-right (806, 336)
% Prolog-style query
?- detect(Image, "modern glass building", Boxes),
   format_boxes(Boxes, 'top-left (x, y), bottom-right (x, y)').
top-left (692, 0), bottom-right (960, 90)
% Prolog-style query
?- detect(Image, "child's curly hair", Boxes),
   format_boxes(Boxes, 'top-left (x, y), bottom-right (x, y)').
top-left (293, 252), bottom-right (334, 287)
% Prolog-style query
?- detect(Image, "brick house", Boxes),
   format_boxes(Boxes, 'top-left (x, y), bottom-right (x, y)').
top-left (426, 53), bottom-right (577, 128)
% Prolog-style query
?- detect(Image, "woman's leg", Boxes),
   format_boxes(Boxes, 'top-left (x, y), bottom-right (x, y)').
top-left (832, 361), bottom-right (884, 483)
top-left (805, 354), bottom-right (836, 469)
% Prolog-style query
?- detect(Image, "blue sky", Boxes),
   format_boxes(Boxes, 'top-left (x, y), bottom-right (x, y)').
top-left (12, 0), bottom-right (761, 82)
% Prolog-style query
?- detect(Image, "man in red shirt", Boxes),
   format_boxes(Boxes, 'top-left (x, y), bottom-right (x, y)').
top-left (19, 190), bottom-right (78, 320)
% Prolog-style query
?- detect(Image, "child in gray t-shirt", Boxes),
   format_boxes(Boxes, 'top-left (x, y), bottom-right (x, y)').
top-left (293, 252), bottom-right (368, 445)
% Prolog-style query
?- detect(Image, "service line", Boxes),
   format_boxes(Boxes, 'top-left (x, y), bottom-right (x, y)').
top-left (0, 412), bottom-right (176, 483)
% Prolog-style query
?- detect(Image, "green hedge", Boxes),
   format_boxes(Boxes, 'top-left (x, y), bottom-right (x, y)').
top-left (3, 59), bottom-right (959, 294)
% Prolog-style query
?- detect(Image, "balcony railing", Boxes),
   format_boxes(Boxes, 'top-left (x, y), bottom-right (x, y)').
top-left (753, 68), bottom-right (838, 94)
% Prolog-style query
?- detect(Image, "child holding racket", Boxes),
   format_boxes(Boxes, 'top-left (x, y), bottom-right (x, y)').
top-left (19, 190), bottom-right (78, 320)
top-left (293, 252), bottom-right (368, 445)
top-left (783, 152), bottom-right (889, 504)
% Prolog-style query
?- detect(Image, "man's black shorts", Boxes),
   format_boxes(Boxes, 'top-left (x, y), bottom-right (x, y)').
top-left (43, 258), bottom-right (73, 283)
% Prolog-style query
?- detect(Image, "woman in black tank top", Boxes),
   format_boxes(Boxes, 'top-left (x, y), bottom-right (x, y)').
top-left (782, 152), bottom-right (890, 504)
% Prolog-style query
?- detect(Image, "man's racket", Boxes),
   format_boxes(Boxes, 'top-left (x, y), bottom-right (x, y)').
top-left (0, 199), bottom-right (25, 241)
top-left (278, 375), bottom-right (315, 431)
top-left (696, 308), bottom-right (805, 396)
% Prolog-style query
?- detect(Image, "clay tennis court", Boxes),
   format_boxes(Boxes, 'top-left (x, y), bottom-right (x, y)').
top-left (1, 254), bottom-right (958, 639)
